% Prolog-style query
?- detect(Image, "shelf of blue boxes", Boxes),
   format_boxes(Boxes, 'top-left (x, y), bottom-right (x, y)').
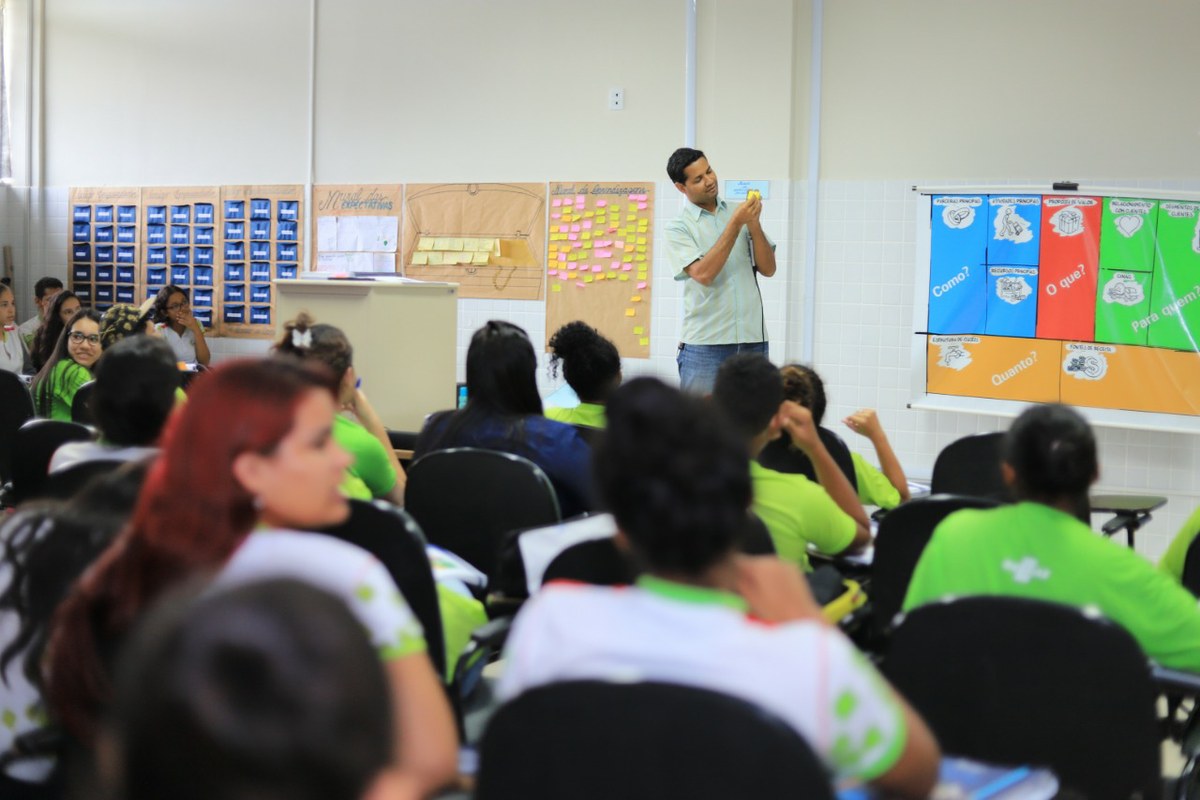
top-left (143, 195), bottom-right (219, 330)
top-left (69, 188), bottom-right (142, 312)
top-left (220, 193), bottom-right (300, 333)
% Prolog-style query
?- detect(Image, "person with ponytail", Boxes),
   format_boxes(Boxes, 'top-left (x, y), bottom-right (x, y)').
top-left (545, 320), bottom-right (621, 429)
top-left (44, 359), bottom-right (458, 796)
top-left (274, 312), bottom-right (405, 506)
top-left (30, 307), bottom-right (103, 420)
top-left (904, 403), bottom-right (1200, 672)
top-left (499, 377), bottom-right (939, 797)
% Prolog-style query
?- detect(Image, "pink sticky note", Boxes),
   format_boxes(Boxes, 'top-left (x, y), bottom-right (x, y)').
top-left (551, 213), bottom-right (561, 220)
top-left (622, 264), bottom-right (633, 272)
top-left (571, 224), bottom-right (581, 232)
top-left (595, 249), bottom-right (612, 258)
top-left (637, 202), bottom-right (648, 210)
top-left (596, 199), bottom-right (608, 207)
top-left (591, 265), bottom-right (602, 273)
top-left (636, 281), bottom-right (647, 289)
top-left (633, 193), bottom-right (648, 201)
top-left (608, 226), bottom-right (618, 233)
top-left (558, 273), bottom-right (568, 281)
top-left (557, 253), bottom-right (567, 262)
top-left (582, 220), bottom-right (593, 229)
top-left (575, 281), bottom-right (586, 288)
top-left (614, 241), bottom-right (625, 249)
top-left (552, 198), bottom-right (563, 207)
top-left (575, 195), bottom-right (585, 204)
top-left (610, 261), bottom-right (621, 270)
top-left (568, 233), bottom-right (578, 241)
top-left (548, 269), bottom-right (558, 276)
top-left (594, 239), bottom-right (611, 247)
top-left (558, 224), bottom-right (568, 233)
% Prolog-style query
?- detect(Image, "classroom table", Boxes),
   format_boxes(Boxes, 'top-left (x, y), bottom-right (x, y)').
top-left (1090, 493), bottom-right (1167, 549)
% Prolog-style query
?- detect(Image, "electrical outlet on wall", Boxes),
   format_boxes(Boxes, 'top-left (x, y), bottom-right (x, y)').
top-left (608, 88), bottom-right (624, 110)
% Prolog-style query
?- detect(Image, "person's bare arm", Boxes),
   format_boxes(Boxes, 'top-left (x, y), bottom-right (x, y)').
top-left (778, 401), bottom-right (872, 548)
top-left (181, 312), bottom-right (211, 366)
top-left (735, 555), bottom-right (826, 624)
top-left (870, 698), bottom-right (941, 798)
top-left (385, 653), bottom-right (459, 795)
top-left (346, 389), bottom-right (407, 505)
top-left (844, 409), bottom-right (910, 503)
top-left (684, 198), bottom-right (760, 287)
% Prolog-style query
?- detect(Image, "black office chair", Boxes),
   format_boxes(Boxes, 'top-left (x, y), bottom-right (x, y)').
top-left (869, 494), bottom-right (1000, 641)
top-left (0, 370), bottom-right (35, 484)
top-left (476, 681), bottom-right (836, 800)
top-left (1183, 532), bottom-right (1200, 599)
top-left (70, 380), bottom-right (96, 425)
top-left (542, 537), bottom-right (637, 587)
top-left (40, 459), bottom-right (128, 502)
top-left (405, 448), bottom-right (561, 581)
top-left (4, 419), bottom-right (93, 506)
top-left (929, 431), bottom-right (1010, 501)
top-left (883, 596), bottom-right (1160, 799)
top-left (757, 425), bottom-right (858, 492)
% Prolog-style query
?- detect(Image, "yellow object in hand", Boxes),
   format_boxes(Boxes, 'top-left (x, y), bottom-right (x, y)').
top-left (747, 189), bottom-right (761, 201)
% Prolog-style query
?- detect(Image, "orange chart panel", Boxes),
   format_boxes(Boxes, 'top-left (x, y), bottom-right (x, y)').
top-left (1059, 342), bottom-right (1200, 416)
top-left (927, 335), bottom-right (1062, 404)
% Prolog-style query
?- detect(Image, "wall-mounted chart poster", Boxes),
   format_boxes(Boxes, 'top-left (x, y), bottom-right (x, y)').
top-left (69, 187), bottom-right (142, 312)
top-left (920, 189), bottom-right (1200, 419)
top-left (142, 187), bottom-right (221, 331)
top-left (402, 183), bottom-right (546, 300)
top-left (312, 185), bottom-right (403, 274)
top-left (544, 182), bottom-right (654, 358)
top-left (219, 185), bottom-right (303, 338)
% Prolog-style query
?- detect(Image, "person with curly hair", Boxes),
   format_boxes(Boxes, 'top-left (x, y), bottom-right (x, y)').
top-left (150, 285), bottom-right (210, 366)
top-left (545, 321), bottom-right (621, 429)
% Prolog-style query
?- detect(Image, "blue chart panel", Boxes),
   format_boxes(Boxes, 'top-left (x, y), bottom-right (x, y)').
top-left (928, 259), bottom-right (985, 334)
top-left (931, 195), bottom-right (987, 267)
top-left (986, 195), bottom-right (1041, 265)
top-left (985, 267), bottom-right (1039, 337)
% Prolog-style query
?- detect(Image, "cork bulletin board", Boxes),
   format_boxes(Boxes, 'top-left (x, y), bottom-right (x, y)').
top-left (544, 181), bottom-right (654, 358)
top-left (402, 182), bottom-right (546, 300)
top-left (219, 184), bottom-right (304, 338)
top-left (142, 186), bottom-right (221, 330)
top-left (311, 184), bottom-right (404, 274)
top-left (68, 187), bottom-right (142, 312)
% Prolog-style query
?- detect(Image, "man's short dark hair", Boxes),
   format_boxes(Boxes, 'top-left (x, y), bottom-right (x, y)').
top-left (667, 147), bottom-right (706, 185)
top-left (34, 276), bottom-right (64, 299)
top-left (711, 353), bottom-right (784, 442)
top-left (92, 336), bottom-right (181, 446)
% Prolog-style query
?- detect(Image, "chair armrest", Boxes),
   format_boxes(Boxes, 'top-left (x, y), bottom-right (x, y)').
top-left (1151, 665), bottom-right (1200, 696)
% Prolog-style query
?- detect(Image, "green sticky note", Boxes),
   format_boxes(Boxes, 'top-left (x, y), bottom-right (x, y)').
top-left (1095, 269), bottom-right (1153, 345)
top-left (1099, 198), bottom-right (1158, 272)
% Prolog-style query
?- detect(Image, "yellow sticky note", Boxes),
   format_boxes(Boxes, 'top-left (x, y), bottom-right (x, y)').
top-left (551, 283), bottom-right (562, 292)
top-left (460, 238), bottom-right (477, 251)
top-left (583, 211), bottom-right (594, 218)
top-left (625, 308), bottom-right (635, 317)
top-left (633, 326), bottom-right (644, 334)
top-left (618, 274), bottom-right (630, 281)
top-left (627, 204), bottom-right (638, 212)
top-left (637, 246), bottom-right (646, 253)
top-left (417, 237), bottom-right (435, 251)
top-left (584, 276), bottom-right (594, 283)
top-left (636, 254), bottom-right (646, 262)
top-left (631, 295), bottom-right (642, 302)
top-left (472, 252), bottom-right (489, 265)
top-left (411, 252), bottom-right (429, 265)
top-left (433, 238), bottom-right (451, 250)
top-left (568, 271), bottom-right (577, 279)
top-left (582, 232), bottom-right (592, 241)
top-left (637, 237), bottom-right (647, 245)
top-left (625, 214), bottom-right (637, 222)
top-left (449, 238), bottom-right (464, 251)
top-left (427, 252), bottom-right (444, 265)
top-left (639, 337), bottom-right (650, 346)
top-left (596, 216), bottom-right (607, 225)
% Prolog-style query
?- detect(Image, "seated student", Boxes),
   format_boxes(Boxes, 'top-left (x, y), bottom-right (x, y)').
top-left (712, 354), bottom-right (870, 570)
top-left (414, 320), bottom-right (594, 517)
top-left (49, 336), bottom-right (179, 473)
top-left (30, 290), bottom-right (82, 372)
top-left (1159, 507), bottom-right (1200, 587)
top-left (0, 282), bottom-right (33, 375)
top-left (17, 276), bottom-right (63, 349)
top-left (759, 364), bottom-right (910, 510)
top-left (99, 303), bottom-right (155, 350)
top-left (904, 403), bottom-right (1200, 673)
top-left (273, 312), bottom-right (405, 506)
top-left (544, 321), bottom-right (621, 428)
top-left (30, 308), bottom-right (103, 420)
top-left (45, 359), bottom-right (458, 796)
top-left (150, 285), bottom-right (211, 366)
top-left (499, 377), bottom-right (940, 796)
top-left (102, 579), bottom-right (416, 800)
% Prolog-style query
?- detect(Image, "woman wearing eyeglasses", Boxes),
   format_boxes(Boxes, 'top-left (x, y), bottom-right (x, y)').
top-left (31, 307), bottom-right (103, 420)
top-left (151, 285), bottom-right (210, 367)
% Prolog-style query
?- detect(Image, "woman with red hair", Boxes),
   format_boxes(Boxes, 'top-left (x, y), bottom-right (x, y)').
top-left (44, 358), bottom-right (457, 796)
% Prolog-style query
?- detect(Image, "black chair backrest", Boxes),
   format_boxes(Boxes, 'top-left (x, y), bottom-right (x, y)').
top-left (929, 431), bottom-right (1010, 500)
top-left (310, 499), bottom-right (446, 680)
top-left (0, 370), bottom-right (35, 483)
top-left (757, 426), bottom-right (857, 491)
top-left (870, 494), bottom-right (1000, 639)
top-left (41, 459), bottom-right (127, 502)
top-left (70, 380), bottom-right (96, 425)
top-left (1182, 530), bottom-right (1200, 599)
top-left (740, 511), bottom-right (776, 556)
top-left (884, 596), bottom-right (1160, 799)
top-left (477, 681), bottom-right (835, 800)
top-left (542, 537), bottom-right (636, 588)
top-left (405, 448), bottom-right (561, 580)
top-left (10, 419), bottom-right (93, 505)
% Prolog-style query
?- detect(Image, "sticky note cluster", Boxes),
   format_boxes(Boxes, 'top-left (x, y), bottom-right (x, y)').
top-left (412, 236), bottom-right (499, 266)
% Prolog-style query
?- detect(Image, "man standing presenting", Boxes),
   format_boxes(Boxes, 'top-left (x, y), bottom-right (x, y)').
top-left (17, 276), bottom-right (63, 348)
top-left (665, 148), bottom-right (776, 394)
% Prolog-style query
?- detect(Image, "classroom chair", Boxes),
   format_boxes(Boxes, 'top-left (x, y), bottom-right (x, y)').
top-left (1, 419), bottom-right (93, 507)
top-left (929, 431), bottom-right (1010, 501)
top-left (39, 459), bottom-right (126, 502)
top-left (1183, 532), bottom-right (1200, 599)
top-left (475, 681), bottom-right (835, 800)
top-left (868, 493), bottom-right (1001, 643)
top-left (0, 370), bottom-right (35, 484)
top-left (757, 425), bottom-right (858, 491)
top-left (405, 448), bottom-right (561, 582)
top-left (883, 596), bottom-right (1160, 799)
top-left (69, 380), bottom-right (95, 425)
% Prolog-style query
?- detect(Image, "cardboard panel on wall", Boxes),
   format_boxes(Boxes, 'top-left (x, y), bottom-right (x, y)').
top-left (141, 187), bottom-right (221, 331)
top-left (219, 185), bottom-right (303, 338)
top-left (926, 334), bottom-right (1061, 404)
top-left (1059, 342), bottom-right (1200, 415)
top-left (544, 181), bottom-right (655, 358)
top-left (311, 185), bottom-right (403, 274)
top-left (69, 187), bottom-right (141, 312)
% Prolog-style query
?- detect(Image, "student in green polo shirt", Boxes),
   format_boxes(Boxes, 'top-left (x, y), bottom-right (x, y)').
top-left (905, 403), bottom-right (1200, 673)
top-left (712, 353), bottom-right (871, 571)
top-left (544, 320), bottom-right (621, 429)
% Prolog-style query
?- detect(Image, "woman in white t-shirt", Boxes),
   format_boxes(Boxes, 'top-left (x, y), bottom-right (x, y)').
top-left (150, 284), bottom-right (210, 366)
top-left (499, 377), bottom-right (940, 797)
top-left (45, 358), bottom-right (457, 796)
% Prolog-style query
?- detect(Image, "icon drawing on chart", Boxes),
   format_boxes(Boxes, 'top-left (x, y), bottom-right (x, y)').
top-left (1114, 215), bottom-right (1142, 238)
top-left (994, 205), bottom-right (1033, 244)
top-left (1050, 206), bottom-right (1084, 237)
top-left (1102, 275), bottom-right (1144, 307)
top-left (936, 343), bottom-right (973, 372)
top-left (1063, 352), bottom-right (1108, 381)
top-left (995, 276), bottom-right (1032, 305)
top-left (942, 205), bottom-right (975, 229)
